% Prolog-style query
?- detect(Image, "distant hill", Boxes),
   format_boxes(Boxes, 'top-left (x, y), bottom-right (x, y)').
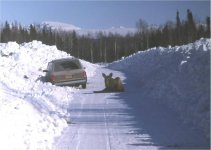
top-left (42, 21), bottom-right (137, 36)
top-left (42, 21), bottom-right (81, 31)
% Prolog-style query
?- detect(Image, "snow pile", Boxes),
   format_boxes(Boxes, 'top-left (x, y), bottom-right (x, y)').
top-left (0, 41), bottom-right (98, 150)
top-left (109, 38), bottom-right (210, 139)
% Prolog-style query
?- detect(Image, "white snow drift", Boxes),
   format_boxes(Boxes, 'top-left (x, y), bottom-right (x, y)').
top-left (0, 41), bottom-right (98, 150)
top-left (109, 38), bottom-right (210, 139)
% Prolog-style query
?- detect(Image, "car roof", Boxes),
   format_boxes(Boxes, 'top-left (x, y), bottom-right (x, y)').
top-left (50, 57), bottom-right (80, 63)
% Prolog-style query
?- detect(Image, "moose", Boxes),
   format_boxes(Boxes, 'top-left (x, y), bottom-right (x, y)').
top-left (94, 73), bottom-right (124, 93)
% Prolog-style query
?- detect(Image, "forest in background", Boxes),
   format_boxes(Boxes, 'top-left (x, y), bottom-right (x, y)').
top-left (0, 9), bottom-right (210, 63)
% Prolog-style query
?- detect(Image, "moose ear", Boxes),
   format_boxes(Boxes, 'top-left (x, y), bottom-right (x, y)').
top-left (102, 73), bottom-right (106, 78)
top-left (109, 73), bottom-right (113, 77)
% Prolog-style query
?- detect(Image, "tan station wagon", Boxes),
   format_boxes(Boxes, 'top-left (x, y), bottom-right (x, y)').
top-left (43, 58), bottom-right (87, 88)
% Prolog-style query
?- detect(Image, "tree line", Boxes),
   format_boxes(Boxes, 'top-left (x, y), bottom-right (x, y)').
top-left (0, 9), bottom-right (210, 63)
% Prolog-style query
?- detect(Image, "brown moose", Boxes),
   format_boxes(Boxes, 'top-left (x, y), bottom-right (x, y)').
top-left (94, 73), bottom-right (124, 93)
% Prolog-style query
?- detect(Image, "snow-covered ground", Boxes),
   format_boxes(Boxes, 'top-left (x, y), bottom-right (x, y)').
top-left (109, 38), bottom-right (210, 140)
top-left (0, 39), bottom-right (210, 150)
top-left (0, 41), bottom-right (98, 150)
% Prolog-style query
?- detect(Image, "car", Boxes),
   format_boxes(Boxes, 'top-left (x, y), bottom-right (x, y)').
top-left (43, 58), bottom-right (87, 88)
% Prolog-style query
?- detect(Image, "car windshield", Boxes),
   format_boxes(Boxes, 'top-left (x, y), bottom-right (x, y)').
top-left (54, 61), bottom-right (81, 72)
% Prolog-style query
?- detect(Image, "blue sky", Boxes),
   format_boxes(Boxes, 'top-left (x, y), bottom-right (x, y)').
top-left (0, 1), bottom-right (210, 29)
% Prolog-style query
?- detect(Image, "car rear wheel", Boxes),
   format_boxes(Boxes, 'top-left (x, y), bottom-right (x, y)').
top-left (82, 84), bottom-right (86, 89)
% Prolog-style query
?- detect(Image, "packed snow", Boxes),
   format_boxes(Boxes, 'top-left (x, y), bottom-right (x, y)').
top-left (109, 38), bottom-right (210, 140)
top-left (0, 38), bottom-right (210, 150)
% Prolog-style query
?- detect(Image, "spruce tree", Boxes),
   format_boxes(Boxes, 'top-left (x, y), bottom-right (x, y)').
top-left (187, 9), bottom-right (196, 42)
top-left (1, 21), bottom-right (11, 42)
top-left (176, 10), bottom-right (181, 44)
top-left (206, 17), bottom-right (210, 38)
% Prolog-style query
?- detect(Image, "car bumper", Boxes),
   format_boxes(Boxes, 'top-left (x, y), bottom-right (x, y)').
top-left (54, 79), bottom-right (87, 86)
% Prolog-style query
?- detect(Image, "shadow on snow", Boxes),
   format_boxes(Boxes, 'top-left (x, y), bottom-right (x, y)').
top-left (103, 70), bottom-right (210, 149)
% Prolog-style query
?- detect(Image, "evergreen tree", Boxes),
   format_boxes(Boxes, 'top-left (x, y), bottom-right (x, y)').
top-left (1, 21), bottom-right (11, 42)
top-left (197, 25), bottom-right (205, 39)
top-left (29, 24), bottom-right (37, 41)
top-left (206, 17), bottom-right (210, 38)
top-left (72, 31), bottom-right (78, 57)
top-left (186, 9), bottom-right (196, 42)
top-left (176, 10), bottom-right (181, 44)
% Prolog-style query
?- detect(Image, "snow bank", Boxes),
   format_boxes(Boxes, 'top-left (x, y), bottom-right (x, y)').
top-left (0, 41), bottom-right (98, 150)
top-left (109, 38), bottom-right (210, 139)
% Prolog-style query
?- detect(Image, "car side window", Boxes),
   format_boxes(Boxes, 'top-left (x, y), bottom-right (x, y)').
top-left (47, 62), bottom-right (53, 71)
top-left (54, 63), bottom-right (64, 72)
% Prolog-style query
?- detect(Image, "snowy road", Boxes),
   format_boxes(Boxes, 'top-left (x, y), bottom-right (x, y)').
top-left (53, 68), bottom-right (158, 150)
top-left (53, 67), bottom-right (209, 150)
